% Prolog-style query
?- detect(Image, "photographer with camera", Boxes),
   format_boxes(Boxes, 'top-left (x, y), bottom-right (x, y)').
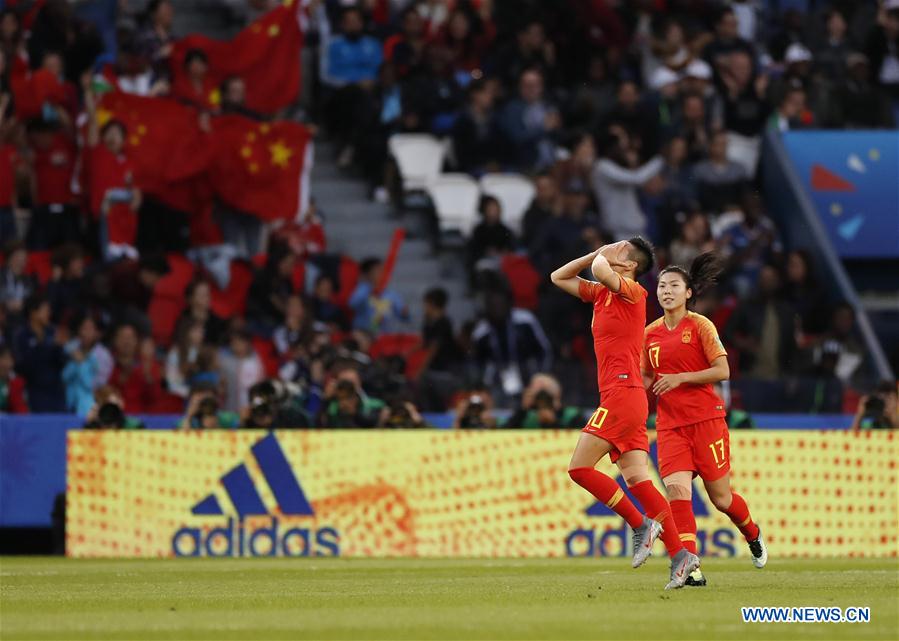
top-left (851, 381), bottom-right (898, 431)
top-left (178, 384), bottom-right (239, 430)
top-left (504, 373), bottom-right (585, 428)
top-left (317, 367), bottom-right (385, 428)
top-left (378, 396), bottom-right (427, 428)
top-left (83, 385), bottom-right (144, 429)
top-left (242, 380), bottom-right (311, 429)
top-left (453, 388), bottom-right (498, 429)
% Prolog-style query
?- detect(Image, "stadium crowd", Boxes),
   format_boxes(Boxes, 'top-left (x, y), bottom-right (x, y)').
top-left (1, 0), bottom-right (897, 428)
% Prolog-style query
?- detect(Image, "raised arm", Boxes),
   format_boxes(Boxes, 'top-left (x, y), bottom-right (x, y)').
top-left (550, 250), bottom-right (598, 298)
top-left (594, 156), bottom-right (664, 186)
top-left (590, 249), bottom-right (623, 292)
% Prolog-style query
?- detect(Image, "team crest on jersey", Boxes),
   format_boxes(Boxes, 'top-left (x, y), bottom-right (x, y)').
top-left (682, 329), bottom-right (692, 343)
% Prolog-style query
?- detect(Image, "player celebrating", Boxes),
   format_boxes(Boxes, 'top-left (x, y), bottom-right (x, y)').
top-left (644, 253), bottom-right (767, 586)
top-left (552, 239), bottom-right (700, 590)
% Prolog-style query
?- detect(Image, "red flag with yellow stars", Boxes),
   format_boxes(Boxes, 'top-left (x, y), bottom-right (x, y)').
top-left (96, 92), bottom-right (212, 199)
top-left (170, 1), bottom-right (303, 115)
top-left (209, 114), bottom-right (311, 222)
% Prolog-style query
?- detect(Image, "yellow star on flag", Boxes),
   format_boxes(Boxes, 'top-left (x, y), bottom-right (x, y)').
top-left (259, 123), bottom-right (271, 135)
top-left (268, 24), bottom-right (280, 37)
top-left (137, 124), bottom-right (148, 135)
top-left (241, 145), bottom-right (253, 159)
top-left (129, 134), bottom-right (141, 147)
top-left (249, 162), bottom-right (260, 174)
top-left (269, 140), bottom-right (293, 168)
top-left (96, 107), bottom-right (114, 127)
top-left (283, 0), bottom-right (295, 7)
top-left (246, 131), bottom-right (257, 142)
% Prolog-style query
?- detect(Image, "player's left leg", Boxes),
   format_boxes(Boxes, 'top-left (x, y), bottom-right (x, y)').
top-left (618, 450), bottom-right (699, 588)
top-left (703, 474), bottom-right (767, 568)
top-left (663, 471), bottom-right (706, 586)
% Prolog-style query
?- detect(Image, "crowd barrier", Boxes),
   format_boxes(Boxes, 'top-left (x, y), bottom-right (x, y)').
top-left (63, 430), bottom-right (897, 558)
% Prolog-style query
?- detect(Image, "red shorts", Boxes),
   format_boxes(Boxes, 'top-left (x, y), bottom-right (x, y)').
top-left (657, 417), bottom-right (730, 481)
top-left (582, 386), bottom-right (649, 464)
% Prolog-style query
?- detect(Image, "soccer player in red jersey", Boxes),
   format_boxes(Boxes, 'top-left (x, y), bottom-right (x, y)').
top-left (552, 239), bottom-right (700, 590)
top-left (644, 253), bottom-right (768, 586)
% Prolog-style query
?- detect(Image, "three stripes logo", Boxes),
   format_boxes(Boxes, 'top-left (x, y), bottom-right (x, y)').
top-left (171, 433), bottom-right (340, 557)
top-left (565, 442), bottom-right (736, 558)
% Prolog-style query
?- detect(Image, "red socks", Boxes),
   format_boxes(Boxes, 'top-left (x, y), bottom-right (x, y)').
top-left (569, 467), bottom-right (644, 529)
top-left (628, 480), bottom-right (684, 557)
top-left (670, 499), bottom-right (698, 555)
top-left (725, 492), bottom-right (760, 541)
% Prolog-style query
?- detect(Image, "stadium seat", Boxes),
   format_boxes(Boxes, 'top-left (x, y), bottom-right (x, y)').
top-left (24, 251), bottom-right (52, 286)
top-left (335, 256), bottom-right (359, 308)
top-left (500, 254), bottom-right (542, 310)
top-left (210, 260), bottom-right (254, 318)
top-left (369, 333), bottom-right (422, 360)
top-left (426, 173), bottom-right (481, 237)
top-left (147, 255), bottom-right (197, 347)
top-left (479, 173), bottom-right (536, 235)
top-left (252, 336), bottom-right (280, 377)
top-left (388, 133), bottom-right (446, 193)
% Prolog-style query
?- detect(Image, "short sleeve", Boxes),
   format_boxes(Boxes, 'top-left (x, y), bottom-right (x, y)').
top-left (698, 317), bottom-right (727, 363)
top-left (616, 276), bottom-right (646, 304)
top-left (578, 279), bottom-right (603, 303)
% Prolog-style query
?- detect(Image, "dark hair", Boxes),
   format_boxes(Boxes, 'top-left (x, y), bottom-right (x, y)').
top-left (51, 242), bottom-right (83, 270)
top-left (659, 251), bottom-right (723, 301)
top-left (100, 118), bottom-right (127, 139)
top-left (139, 253), bottom-right (170, 276)
top-left (183, 48), bottom-right (208, 68)
top-left (627, 236), bottom-right (655, 277)
top-left (478, 195), bottom-right (500, 216)
top-left (424, 287), bottom-right (448, 309)
top-left (185, 278), bottom-right (210, 300)
top-left (360, 257), bottom-right (382, 276)
top-left (23, 293), bottom-right (48, 319)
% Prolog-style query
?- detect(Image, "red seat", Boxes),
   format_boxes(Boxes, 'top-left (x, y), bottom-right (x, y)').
top-left (251, 254), bottom-right (268, 269)
top-left (148, 254), bottom-right (196, 346)
top-left (501, 254), bottom-right (541, 310)
top-left (335, 256), bottom-right (359, 308)
top-left (370, 333), bottom-right (422, 359)
top-left (292, 261), bottom-right (306, 293)
top-left (210, 260), bottom-right (254, 318)
top-left (252, 337), bottom-right (280, 378)
top-left (25, 251), bottom-right (52, 286)
top-left (404, 347), bottom-right (430, 379)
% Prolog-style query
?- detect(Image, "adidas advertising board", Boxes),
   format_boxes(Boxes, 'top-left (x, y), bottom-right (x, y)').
top-left (65, 430), bottom-right (898, 558)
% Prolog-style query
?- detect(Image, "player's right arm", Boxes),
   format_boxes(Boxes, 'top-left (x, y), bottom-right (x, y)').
top-left (550, 250), bottom-right (600, 298)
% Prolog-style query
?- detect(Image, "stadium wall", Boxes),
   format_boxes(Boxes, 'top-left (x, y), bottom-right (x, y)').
top-left (63, 430), bottom-right (897, 559)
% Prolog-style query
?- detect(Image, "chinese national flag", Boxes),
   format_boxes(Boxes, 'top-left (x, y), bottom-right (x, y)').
top-left (171, 2), bottom-right (303, 115)
top-left (96, 92), bottom-right (212, 201)
top-left (209, 114), bottom-right (311, 222)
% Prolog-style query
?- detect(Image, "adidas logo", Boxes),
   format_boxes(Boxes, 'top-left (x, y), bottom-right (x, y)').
top-left (566, 442), bottom-right (737, 558)
top-left (171, 433), bottom-right (340, 557)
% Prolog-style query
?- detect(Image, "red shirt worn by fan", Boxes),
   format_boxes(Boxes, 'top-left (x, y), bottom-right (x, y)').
top-left (643, 311), bottom-right (728, 430)
top-left (578, 276), bottom-right (647, 393)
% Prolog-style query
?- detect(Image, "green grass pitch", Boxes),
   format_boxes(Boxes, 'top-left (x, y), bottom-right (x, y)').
top-left (1, 557), bottom-right (897, 640)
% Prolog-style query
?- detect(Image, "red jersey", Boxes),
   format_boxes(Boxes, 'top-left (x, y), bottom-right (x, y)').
top-left (0, 145), bottom-right (18, 207)
top-left (579, 276), bottom-right (647, 393)
top-left (88, 145), bottom-right (138, 245)
top-left (33, 133), bottom-right (76, 205)
top-left (643, 311), bottom-right (728, 429)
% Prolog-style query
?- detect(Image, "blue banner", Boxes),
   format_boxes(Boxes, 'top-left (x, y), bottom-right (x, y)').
top-left (781, 131), bottom-right (899, 259)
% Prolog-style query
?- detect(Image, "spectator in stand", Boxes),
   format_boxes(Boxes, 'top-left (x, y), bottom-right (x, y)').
top-left (865, 2), bottom-right (899, 105)
top-left (309, 274), bottom-right (346, 331)
top-left (521, 172), bottom-right (561, 250)
top-left (0, 87), bottom-right (18, 241)
top-left (26, 119), bottom-right (79, 250)
top-left (768, 86), bottom-right (811, 132)
top-left (430, 6), bottom-right (495, 77)
top-left (317, 366), bottom-right (384, 428)
top-left (420, 287), bottom-right (458, 375)
top-left (402, 44), bottom-right (464, 135)
top-left (84, 82), bottom-right (141, 260)
top-left (273, 294), bottom-right (312, 357)
top-left (172, 48), bottom-right (218, 111)
top-left (552, 131), bottom-right (596, 200)
top-left (693, 130), bottom-right (748, 213)
top-left (718, 50), bottom-right (769, 139)
top-left (801, 339), bottom-right (845, 414)
top-left (383, 7), bottom-right (427, 77)
top-left (718, 190), bottom-right (782, 297)
top-left (504, 372), bottom-right (584, 428)
top-left (219, 76), bottom-right (261, 120)
top-left (675, 92), bottom-right (712, 163)
top-left (831, 52), bottom-right (895, 128)
top-left (725, 264), bottom-right (797, 380)
top-left (322, 7), bottom-right (383, 168)
top-left (681, 59), bottom-right (721, 130)
top-left (12, 293), bottom-right (68, 411)
top-left (601, 80), bottom-right (660, 155)
top-left (106, 253), bottom-right (170, 332)
top-left (108, 322), bottom-right (161, 414)
top-left (814, 9), bottom-right (853, 83)
top-left (493, 20), bottom-right (557, 90)
top-left (175, 279), bottom-right (225, 346)
top-left (219, 328), bottom-right (263, 413)
top-left (451, 78), bottom-right (501, 175)
top-left (349, 257), bottom-right (408, 335)
top-left (820, 303), bottom-right (865, 385)
top-left (590, 129), bottom-right (663, 240)
top-left (468, 195), bottom-right (514, 278)
top-left (246, 242), bottom-right (296, 336)
top-left (137, 0), bottom-right (175, 76)
top-left (0, 344), bottom-right (28, 413)
top-left (567, 53), bottom-right (616, 132)
top-left (178, 385), bottom-right (239, 430)
top-left (498, 68), bottom-right (560, 172)
top-left (703, 7), bottom-right (756, 72)
top-left (188, 343), bottom-right (222, 393)
top-left (46, 243), bottom-right (85, 321)
top-left (768, 44), bottom-right (818, 109)
top-left (651, 136), bottom-right (696, 244)
top-left (471, 286), bottom-right (551, 403)
top-left (530, 182), bottom-right (599, 276)
top-left (1, 241), bottom-right (34, 325)
top-left (62, 314), bottom-right (112, 416)
top-left (669, 211), bottom-right (714, 268)
top-left (783, 249), bottom-right (828, 336)
top-left (164, 320), bottom-right (205, 399)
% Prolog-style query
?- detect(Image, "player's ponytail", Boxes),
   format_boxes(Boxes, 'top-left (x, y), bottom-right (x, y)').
top-left (659, 251), bottom-right (723, 305)
top-left (687, 252), bottom-right (723, 298)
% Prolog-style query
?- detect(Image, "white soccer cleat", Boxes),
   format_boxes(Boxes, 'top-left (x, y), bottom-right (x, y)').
top-left (748, 529), bottom-right (768, 568)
